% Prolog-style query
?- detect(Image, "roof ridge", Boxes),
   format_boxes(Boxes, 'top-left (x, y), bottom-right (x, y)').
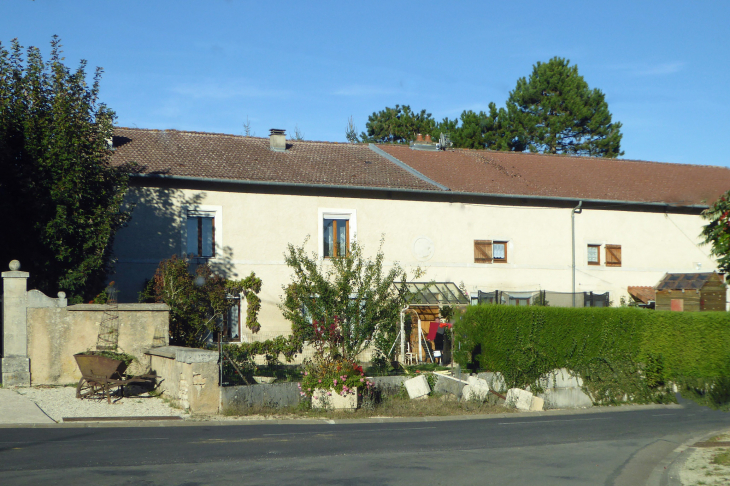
top-left (114, 126), bottom-right (355, 147)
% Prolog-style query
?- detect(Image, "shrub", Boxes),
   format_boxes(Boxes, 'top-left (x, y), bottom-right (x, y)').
top-left (453, 305), bottom-right (730, 405)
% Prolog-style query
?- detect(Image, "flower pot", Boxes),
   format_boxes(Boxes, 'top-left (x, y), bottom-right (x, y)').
top-left (311, 387), bottom-right (358, 410)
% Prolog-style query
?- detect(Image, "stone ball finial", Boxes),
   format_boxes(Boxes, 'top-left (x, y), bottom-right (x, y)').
top-left (58, 292), bottom-right (66, 299)
top-left (9, 260), bottom-right (20, 271)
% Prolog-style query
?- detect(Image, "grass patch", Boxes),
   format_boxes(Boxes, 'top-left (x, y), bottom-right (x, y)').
top-left (712, 449), bottom-right (730, 467)
top-left (222, 394), bottom-right (512, 420)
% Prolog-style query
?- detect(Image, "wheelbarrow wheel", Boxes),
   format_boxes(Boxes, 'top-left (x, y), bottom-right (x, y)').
top-left (76, 377), bottom-right (97, 399)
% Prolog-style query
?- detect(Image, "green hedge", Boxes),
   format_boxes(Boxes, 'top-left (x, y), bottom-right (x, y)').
top-left (453, 305), bottom-right (730, 405)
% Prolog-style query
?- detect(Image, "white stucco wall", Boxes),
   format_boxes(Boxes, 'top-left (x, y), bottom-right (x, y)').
top-left (112, 185), bottom-right (719, 334)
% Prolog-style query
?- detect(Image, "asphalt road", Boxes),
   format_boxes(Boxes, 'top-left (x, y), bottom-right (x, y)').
top-left (1, 398), bottom-right (729, 485)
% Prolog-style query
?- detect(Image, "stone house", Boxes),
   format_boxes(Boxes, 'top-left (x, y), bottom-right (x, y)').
top-left (109, 127), bottom-right (730, 338)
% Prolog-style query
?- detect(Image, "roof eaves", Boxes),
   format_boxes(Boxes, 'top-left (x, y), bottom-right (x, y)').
top-left (129, 174), bottom-right (709, 210)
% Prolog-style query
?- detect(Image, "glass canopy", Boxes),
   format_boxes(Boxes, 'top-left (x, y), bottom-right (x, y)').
top-left (397, 282), bottom-right (470, 306)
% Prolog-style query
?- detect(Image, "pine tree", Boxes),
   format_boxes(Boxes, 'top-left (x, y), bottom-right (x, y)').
top-left (505, 57), bottom-right (623, 157)
top-left (359, 105), bottom-right (437, 144)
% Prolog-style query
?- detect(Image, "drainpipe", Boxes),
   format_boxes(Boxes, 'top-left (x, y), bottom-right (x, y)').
top-left (572, 201), bottom-right (583, 307)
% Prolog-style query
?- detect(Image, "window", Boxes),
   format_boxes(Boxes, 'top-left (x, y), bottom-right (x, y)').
top-left (493, 241), bottom-right (508, 263)
top-left (323, 218), bottom-right (349, 258)
top-left (318, 209), bottom-right (356, 259)
top-left (186, 211), bottom-right (215, 258)
top-left (587, 244), bottom-right (600, 265)
top-left (605, 244), bottom-right (622, 267)
top-left (224, 296), bottom-right (241, 341)
top-left (474, 240), bottom-right (508, 263)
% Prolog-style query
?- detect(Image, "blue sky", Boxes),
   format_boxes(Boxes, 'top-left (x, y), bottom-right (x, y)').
top-left (4, 1), bottom-right (729, 167)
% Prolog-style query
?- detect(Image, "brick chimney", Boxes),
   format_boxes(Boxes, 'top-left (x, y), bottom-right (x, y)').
top-left (269, 128), bottom-right (286, 152)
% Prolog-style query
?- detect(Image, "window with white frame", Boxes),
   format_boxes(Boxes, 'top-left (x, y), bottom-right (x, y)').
top-left (319, 209), bottom-right (356, 259)
top-left (182, 205), bottom-right (222, 259)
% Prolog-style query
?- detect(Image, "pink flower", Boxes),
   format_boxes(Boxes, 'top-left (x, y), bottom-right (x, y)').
top-left (318, 379), bottom-right (322, 383)
top-left (300, 392), bottom-right (306, 397)
top-left (333, 379), bottom-right (337, 385)
top-left (304, 371), bottom-right (308, 376)
top-left (327, 391), bottom-right (332, 396)
top-left (360, 378), bottom-right (364, 382)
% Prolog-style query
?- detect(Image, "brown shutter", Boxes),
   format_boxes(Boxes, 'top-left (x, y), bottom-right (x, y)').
top-left (606, 245), bottom-right (622, 267)
top-left (474, 240), bottom-right (493, 263)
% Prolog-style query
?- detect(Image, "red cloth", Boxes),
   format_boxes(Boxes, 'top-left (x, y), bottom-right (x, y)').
top-left (427, 322), bottom-right (439, 341)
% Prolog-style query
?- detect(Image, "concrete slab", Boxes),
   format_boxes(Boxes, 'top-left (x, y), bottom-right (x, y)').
top-left (404, 375), bottom-right (430, 399)
top-left (0, 388), bottom-right (55, 424)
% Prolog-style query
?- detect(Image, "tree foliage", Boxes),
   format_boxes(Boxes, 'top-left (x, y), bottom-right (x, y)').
top-left (701, 191), bottom-right (730, 273)
top-left (0, 37), bottom-right (130, 302)
top-left (356, 58), bottom-right (623, 158)
top-left (505, 57), bottom-right (623, 157)
top-left (359, 105), bottom-right (437, 144)
top-left (140, 255), bottom-right (262, 348)
top-left (280, 238), bottom-right (422, 362)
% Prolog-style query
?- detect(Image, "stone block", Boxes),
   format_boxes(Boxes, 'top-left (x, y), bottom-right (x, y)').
top-left (462, 377), bottom-right (490, 402)
top-left (477, 372), bottom-right (507, 392)
top-left (530, 396), bottom-right (544, 411)
top-left (539, 388), bottom-right (593, 409)
top-left (505, 388), bottom-right (533, 411)
top-left (538, 368), bottom-right (583, 389)
top-left (434, 374), bottom-right (467, 397)
top-left (1, 357), bottom-right (30, 373)
top-left (404, 375), bottom-right (430, 399)
top-left (312, 388), bottom-right (358, 410)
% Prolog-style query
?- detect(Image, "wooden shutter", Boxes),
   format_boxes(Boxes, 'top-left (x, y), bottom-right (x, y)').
top-left (606, 245), bottom-right (622, 267)
top-left (474, 240), bottom-right (493, 264)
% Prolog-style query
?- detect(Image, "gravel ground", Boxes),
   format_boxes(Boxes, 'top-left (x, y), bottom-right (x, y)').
top-left (679, 431), bottom-right (730, 485)
top-left (15, 386), bottom-right (186, 422)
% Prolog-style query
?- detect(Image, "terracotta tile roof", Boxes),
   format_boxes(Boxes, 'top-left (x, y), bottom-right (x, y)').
top-left (110, 128), bottom-right (439, 191)
top-left (627, 286), bottom-right (656, 303)
top-left (377, 145), bottom-right (730, 206)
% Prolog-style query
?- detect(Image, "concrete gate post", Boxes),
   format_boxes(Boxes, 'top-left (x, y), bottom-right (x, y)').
top-left (1, 260), bottom-right (31, 386)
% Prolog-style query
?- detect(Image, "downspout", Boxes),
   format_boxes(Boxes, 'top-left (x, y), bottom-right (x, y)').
top-left (572, 201), bottom-right (583, 307)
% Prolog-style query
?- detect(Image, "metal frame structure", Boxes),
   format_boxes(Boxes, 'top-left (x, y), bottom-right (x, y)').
top-left (395, 282), bottom-right (469, 365)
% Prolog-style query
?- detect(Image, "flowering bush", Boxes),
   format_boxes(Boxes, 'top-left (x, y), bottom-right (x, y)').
top-left (298, 357), bottom-right (373, 398)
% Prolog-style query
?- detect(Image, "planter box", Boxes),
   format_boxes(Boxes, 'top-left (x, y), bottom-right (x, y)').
top-left (311, 387), bottom-right (358, 410)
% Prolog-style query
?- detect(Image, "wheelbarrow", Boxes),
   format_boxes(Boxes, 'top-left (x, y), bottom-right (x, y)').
top-left (74, 353), bottom-right (157, 404)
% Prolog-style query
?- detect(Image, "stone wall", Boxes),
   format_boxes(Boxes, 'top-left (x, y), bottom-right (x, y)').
top-left (1, 260), bottom-right (169, 386)
top-left (27, 303), bottom-right (168, 384)
top-left (146, 346), bottom-right (219, 414)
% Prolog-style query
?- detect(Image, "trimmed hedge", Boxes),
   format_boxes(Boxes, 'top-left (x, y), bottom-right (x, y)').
top-left (453, 305), bottom-right (730, 405)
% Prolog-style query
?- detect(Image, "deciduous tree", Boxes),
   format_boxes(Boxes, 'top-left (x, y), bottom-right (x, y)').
top-left (701, 191), bottom-right (730, 273)
top-left (0, 37), bottom-right (131, 302)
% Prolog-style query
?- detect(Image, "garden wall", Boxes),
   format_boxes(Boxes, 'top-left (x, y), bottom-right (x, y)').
top-left (1, 260), bottom-right (169, 386)
top-left (146, 346), bottom-right (219, 414)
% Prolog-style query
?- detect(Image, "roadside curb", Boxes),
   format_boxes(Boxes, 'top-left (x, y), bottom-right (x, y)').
top-left (0, 401), bottom-right (684, 428)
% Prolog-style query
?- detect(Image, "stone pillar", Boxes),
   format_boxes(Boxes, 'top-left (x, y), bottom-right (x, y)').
top-left (1, 260), bottom-right (31, 386)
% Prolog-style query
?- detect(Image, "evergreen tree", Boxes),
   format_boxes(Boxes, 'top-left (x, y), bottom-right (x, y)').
top-left (505, 57), bottom-right (623, 157)
top-left (359, 104), bottom-right (437, 144)
top-left (0, 37), bottom-right (131, 303)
